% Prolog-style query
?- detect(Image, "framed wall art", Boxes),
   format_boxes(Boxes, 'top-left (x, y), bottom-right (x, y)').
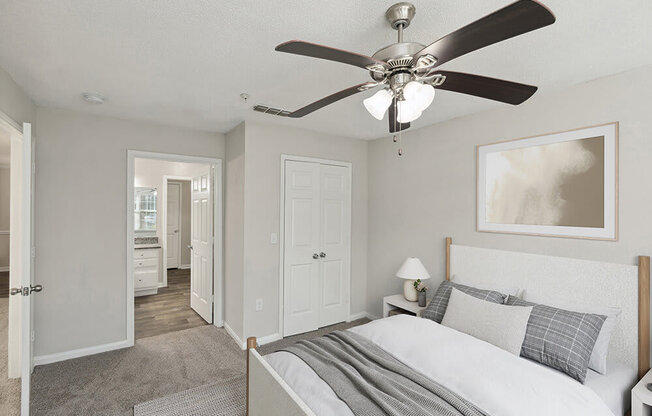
top-left (477, 122), bottom-right (618, 240)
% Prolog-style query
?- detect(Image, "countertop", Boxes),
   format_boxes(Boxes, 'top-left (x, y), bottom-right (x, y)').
top-left (135, 244), bottom-right (161, 250)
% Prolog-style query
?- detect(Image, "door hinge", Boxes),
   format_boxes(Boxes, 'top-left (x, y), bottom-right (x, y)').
top-left (31, 246), bottom-right (36, 258)
top-left (31, 330), bottom-right (35, 342)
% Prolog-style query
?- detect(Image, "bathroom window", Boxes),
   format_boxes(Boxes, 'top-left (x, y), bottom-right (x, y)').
top-left (134, 187), bottom-right (157, 232)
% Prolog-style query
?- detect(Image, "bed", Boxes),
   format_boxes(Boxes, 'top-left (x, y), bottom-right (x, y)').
top-left (246, 238), bottom-right (650, 416)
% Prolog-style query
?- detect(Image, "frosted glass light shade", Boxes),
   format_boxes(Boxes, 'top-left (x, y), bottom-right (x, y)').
top-left (396, 257), bottom-right (431, 280)
top-left (403, 81), bottom-right (435, 112)
top-left (363, 89), bottom-right (393, 120)
top-left (396, 99), bottom-right (422, 123)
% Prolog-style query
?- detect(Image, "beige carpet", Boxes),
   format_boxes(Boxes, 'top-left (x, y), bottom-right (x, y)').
top-left (0, 298), bottom-right (21, 416)
top-left (31, 325), bottom-right (245, 416)
top-left (29, 317), bottom-right (370, 415)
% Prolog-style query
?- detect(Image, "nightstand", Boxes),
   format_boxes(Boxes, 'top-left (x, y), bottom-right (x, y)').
top-left (632, 369), bottom-right (652, 415)
top-left (383, 294), bottom-right (426, 318)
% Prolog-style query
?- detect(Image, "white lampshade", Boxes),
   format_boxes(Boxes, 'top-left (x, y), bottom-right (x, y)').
top-left (363, 89), bottom-right (393, 120)
top-left (396, 257), bottom-right (431, 280)
top-left (396, 99), bottom-right (422, 123)
top-left (403, 81), bottom-right (435, 112)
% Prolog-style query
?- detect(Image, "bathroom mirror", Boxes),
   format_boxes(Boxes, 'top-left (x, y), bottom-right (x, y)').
top-left (134, 187), bottom-right (157, 232)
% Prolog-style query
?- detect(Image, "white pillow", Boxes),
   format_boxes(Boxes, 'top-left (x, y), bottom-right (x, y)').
top-left (547, 300), bottom-right (621, 375)
top-left (442, 288), bottom-right (533, 356)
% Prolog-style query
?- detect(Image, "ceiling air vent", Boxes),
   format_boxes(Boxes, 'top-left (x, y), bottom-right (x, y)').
top-left (253, 105), bottom-right (291, 117)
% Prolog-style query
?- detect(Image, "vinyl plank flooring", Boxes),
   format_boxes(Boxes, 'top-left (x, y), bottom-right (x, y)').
top-left (134, 268), bottom-right (208, 339)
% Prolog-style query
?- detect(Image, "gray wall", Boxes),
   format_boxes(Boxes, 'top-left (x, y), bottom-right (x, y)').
top-left (224, 122), bottom-right (246, 339)
top-left (366, 65), bottom-right (652, 318)
top-left (33, 107), bottom-right (225, 357)
top-left (242, 122), bottom-right (368, 340)
top-left (0, 166), bottom-right (9, 268)
top-left (0, 66), bottom-right (36, 125)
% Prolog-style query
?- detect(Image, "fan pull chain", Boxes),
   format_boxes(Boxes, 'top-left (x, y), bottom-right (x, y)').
top-left (397, 102), bottom-right (403, 156)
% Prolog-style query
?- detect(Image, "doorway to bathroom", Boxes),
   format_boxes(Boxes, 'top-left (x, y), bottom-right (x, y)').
top-left (127, 151), bottom-right (222, 342)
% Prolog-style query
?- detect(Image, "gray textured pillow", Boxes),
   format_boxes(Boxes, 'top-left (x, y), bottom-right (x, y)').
top-left (442, 288), bottom-right (533, 356)
top-left (423, 280), bottom-right (507, 323)
top-left (505, 297), bottom-right (607, 383)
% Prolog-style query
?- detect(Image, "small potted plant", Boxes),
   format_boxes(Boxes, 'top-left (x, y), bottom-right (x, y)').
top-left (413, 279), bottom-right (428, 307)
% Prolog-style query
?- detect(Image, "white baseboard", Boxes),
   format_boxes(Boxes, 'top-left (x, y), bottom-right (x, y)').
top-left (257, 333), bottom-right (282, 346)
top-left (34, 339), bottom-right (131, 366)
top-left (222, 322), bottom-right (282, 350)
top-left (348, 311), bottom-right (377, 321)
top-left (223, 321), bottom-right (246, 350)
top-left (178, 264), bottom-right (191, 270)
top-left (0, 266), bottom-right (9, 272)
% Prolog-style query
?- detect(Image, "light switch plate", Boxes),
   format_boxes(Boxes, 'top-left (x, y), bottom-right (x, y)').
top-left (255, 298), bottom-right (263, 311)
top-left (270, 233), bottom-right (278, 244)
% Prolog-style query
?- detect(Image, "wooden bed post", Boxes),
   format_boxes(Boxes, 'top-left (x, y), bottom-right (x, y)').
top-left (445, 237), bottom-right (452, 281)
top-left (639, 256), bottom-right (650, 379)
top-left (246, 336), bottom-right (257, 416)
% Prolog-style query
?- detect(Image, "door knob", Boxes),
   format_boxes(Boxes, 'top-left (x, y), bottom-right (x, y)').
top-left (188, 245), bottom-right (194, 251)
top-left (10, 287), bottom-right (24, 296)
top-left (30, 284), bottom-right (43, 294)
top-left (319, 252), bottom-right (326, 258)
top-left (312, 253), bottom-right (319, 259)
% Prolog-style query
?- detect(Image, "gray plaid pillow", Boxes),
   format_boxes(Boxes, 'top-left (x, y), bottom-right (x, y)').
top-left (505, 297), bottom-right (606, 383)
top-left (422, 280), bottom-right (507, 323)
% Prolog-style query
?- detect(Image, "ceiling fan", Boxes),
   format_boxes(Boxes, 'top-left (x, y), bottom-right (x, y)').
top-left (262, 0), bottom-right (555, 133)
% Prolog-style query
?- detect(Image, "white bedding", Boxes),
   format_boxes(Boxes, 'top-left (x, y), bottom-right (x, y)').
top-left (266, 315), bottom-right (616, 416)
top-left (585, 361), bottom-right (636, 416)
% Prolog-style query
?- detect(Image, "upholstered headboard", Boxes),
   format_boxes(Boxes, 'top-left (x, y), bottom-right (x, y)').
top-left (444, 237), bottom-right (650, 378)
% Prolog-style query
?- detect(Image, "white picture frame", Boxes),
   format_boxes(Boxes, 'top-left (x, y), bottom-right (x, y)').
top-left (477, 122), bottom-right (618, 240)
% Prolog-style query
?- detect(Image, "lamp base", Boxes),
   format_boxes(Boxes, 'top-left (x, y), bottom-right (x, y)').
top-left (403, 280), bottom-right (418, 301)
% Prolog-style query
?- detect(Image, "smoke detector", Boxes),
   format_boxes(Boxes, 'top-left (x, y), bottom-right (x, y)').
top-left (82, 92), bottom-right (106, 104)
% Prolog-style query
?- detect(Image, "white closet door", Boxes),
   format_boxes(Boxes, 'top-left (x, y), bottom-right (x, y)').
top-left (190, 173), bottom-right (213, 323)
top-left (283, 161), bottom-right (320, 336)
top-left (318, 164), bottom-right (351, 327)
top-left (166, 182), bottom-right (180, 269)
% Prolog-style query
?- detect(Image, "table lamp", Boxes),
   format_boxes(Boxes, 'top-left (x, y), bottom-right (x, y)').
top-left (396, 257), bottom-right (431, 301)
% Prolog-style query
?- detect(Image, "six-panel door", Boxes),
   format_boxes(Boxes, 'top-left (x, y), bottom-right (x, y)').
top-left (283, 160), bottom-right (350, 336)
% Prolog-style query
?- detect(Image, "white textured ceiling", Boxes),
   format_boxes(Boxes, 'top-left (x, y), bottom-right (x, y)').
top-left (1, 0), bottom-right (651, 139)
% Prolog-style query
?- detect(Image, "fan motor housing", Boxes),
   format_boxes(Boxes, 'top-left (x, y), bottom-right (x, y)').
top-left (372, 42), bottom-right (425, 67)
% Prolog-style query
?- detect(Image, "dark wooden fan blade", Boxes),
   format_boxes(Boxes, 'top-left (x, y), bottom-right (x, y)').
top-left (416, 0), bottom-right (555, 68)
top-left (388, 98), bottom-right (410, 133)
top-left (276, 40), bottom-right (389, 71)
top-left (288, 82), bottom-right (378, 118)
top-left (433, 71), bottom-right (537, 105)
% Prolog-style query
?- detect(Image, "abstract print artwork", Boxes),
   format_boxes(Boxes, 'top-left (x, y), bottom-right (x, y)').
top-left (477, 123), bottom-right (618, 240)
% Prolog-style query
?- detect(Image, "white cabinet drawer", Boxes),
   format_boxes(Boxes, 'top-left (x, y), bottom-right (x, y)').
top-left (135, 249), bottom-right (159, 259)
top-left (134, 258), bottom-right (158, 270)
top-left (135, 271), bottom-right (159, 288)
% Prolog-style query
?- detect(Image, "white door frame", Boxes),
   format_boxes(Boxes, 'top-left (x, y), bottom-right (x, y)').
top-left (127, 151), bottom-right (223, 346)
top-left (2, 113), bottom-right (24, 379)
top-left (278, 154), bottom-right (352, 338)
top-left (162, 176), bottom-right (191, 286)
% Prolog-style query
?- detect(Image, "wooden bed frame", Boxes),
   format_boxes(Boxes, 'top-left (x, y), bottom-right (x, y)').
top-left (246, 237), bottom-right (651, 415)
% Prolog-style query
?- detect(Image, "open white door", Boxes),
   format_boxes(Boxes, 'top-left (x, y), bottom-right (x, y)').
top-left (7, 123), bottom-right (36, 415)
top-left (190, 171), bottom-right (213, 323)
top-left (166, 182), bottom-right (181, 269)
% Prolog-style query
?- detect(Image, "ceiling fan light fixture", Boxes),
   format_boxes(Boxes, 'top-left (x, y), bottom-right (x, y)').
top-left (363, 89), bottom-right (393, 120)
top-left (396, 99), bottom-right (422, 123)
top-left (403, 81), bottom-right (435, 112)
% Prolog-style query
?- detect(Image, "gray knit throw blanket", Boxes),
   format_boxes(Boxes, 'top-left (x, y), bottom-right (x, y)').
top-left (282, 330), bottom-right (487, 416)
